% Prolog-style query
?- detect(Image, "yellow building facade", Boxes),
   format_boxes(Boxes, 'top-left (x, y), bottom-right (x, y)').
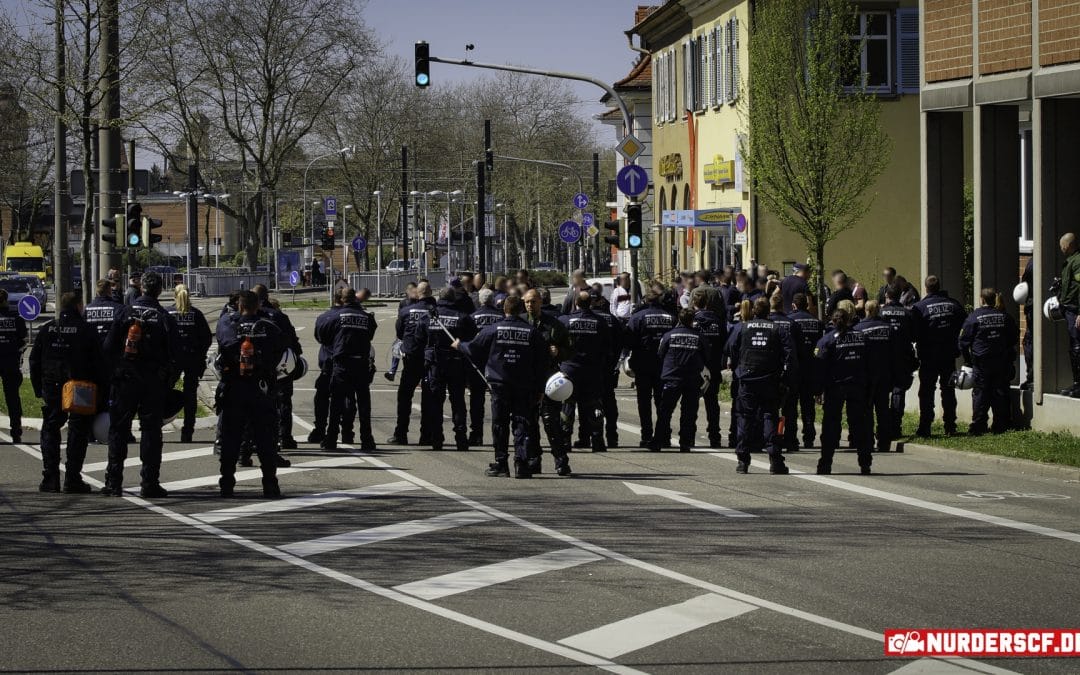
top-left (635, 0), bottom-right (922, 286)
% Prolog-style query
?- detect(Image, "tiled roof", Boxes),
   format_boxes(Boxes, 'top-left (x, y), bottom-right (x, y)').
top-left (615, 53), bottom-right (652, 89)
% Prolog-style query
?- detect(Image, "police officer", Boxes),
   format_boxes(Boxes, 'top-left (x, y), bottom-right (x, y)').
top-left (814, 305), bottom-right (873, 474)
top-left (28, 292), bottom-right (101, 492)
top-left (166, 284), bottom-right (212, 443)
top-left (626, 286), bottom-right (675, 447)
top-left (420, 287), bottom-right (476, 451)
top-left (308, 289), bottom-right (355, 444)
top-left (592, 290), bottom-right (623, 448)
top-left (779, 263), bottom-right (811, 316)
top-left (454, 296), bottom-right (548, 478)
top-left (652, 309), bottom-right (708, 453)
top-left (86, 279), bottom-right (123, 348)
top-left (959, 288), bottom-right (1019, 435)
top-left (317, 287), bottom-right (378, 451)
top-left (101, 271), bottom-right (180, 497)
top-left (389, 281), bottom-right (436, 445)
top-left (559, 291), bottom-right (611, 456)
top-left (523, 288), bottom-right (573, 474)
top-left (879, 284), bottom-right (918, 443)
top-left (253, 285), bottom-right (302, 450)
top-left (215, 290), bottom-right (285, 498)
top-left (468, 288), bottom-right (502, 445)
top-left (0, 288), bottom-right (27, 442)
top-left (787, 293), bottom-right (823, 450)
top-left (857, 300), bottom-right (899, 452)
top-left (691, 293), bottom-right (727, 448)
top-left (766, 293), bottom-right (802, 452)
top-left (724, 297), bottom-right (794, 474)
top-left (912, 275), bottom-right (967, 436)
top-left (1056, 233), bottom-right (1080, 396)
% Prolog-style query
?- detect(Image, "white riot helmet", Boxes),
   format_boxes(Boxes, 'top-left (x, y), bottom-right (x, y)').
top-left (1012, 281), bottom-right (1029, 305)
top-left (277, 348), bottom-right (298, 380)
top-left (93, 412), bottom-right (110, 445)
top-left (950, 365), bottom-right (975, 391)
top-left (1044, 296), bottom-right (1064, 322)
top-left (545, 372), bottom-right (574, 402)
top-left (700, 367), bottom-right (712, 395)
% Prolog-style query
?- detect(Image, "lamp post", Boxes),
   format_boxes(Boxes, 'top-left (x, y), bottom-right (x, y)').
top-left (303, 145), bottom-right (354, 250)
top-left (428, 190), bottom-right (447, 272)
top-left (202, 192), bottom-right (230, 267)
top-left (409, 190), bottom-right (425, 276)
top-left (374, 190), bottom-right (382, 295)
top-left (342, 204), bottom-right (353, 278)
top-left (173, 190), bottom-right (195, 287)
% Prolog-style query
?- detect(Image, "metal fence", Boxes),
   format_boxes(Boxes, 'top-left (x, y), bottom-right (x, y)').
top-left (191, 268), bottom-right (273, 297)
top-left (348, 271), bottom-right (448, 297)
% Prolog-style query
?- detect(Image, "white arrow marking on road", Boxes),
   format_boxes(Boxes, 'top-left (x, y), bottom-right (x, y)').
top-left (624, 482), bottom-right (757, 518)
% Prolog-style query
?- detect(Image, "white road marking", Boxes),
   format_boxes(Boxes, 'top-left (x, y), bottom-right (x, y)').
top-left (393, 547), bottom-right (602, 600)
top-left (192, 481), bottom-right (420, 524)
top-left (708, 453), bottom-right (1080, 545)
top-left (624, 482), bottom-right (757, 518)
top-left (158, 457), bottom-right (365, 492)
top-left (279, 510), bottom-right (495, 557)
top-left (558, 593), bottom-right (756, 658)
top-left (888, 659), bottom-right (993, 674)
top-left (82, 446), bottom-right (217, 473)
top-left (6, 440), bottom-right (643, 675)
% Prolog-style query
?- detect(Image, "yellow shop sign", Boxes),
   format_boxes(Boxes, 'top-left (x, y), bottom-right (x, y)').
top-left (704, 154), bottom-right (735, 185)
top-left (658, 153), bottom-right (683, 178)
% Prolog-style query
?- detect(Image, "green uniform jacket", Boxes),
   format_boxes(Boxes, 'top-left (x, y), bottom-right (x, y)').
top-left (1060, 252), bottom-right (1080, 309)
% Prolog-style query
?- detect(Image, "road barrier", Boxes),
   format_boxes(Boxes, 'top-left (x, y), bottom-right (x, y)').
top-left (191, 268), bottom-right (273, 297)
top-left (349, 271), bottom-right (448, 297)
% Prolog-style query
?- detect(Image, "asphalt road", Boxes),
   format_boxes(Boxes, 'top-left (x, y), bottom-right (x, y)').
top-left (2, 296), bottom-right (1079, 674)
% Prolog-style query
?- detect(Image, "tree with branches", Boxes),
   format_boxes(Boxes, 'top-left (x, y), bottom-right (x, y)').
top-left (740, 0), bottom-right (891, 312)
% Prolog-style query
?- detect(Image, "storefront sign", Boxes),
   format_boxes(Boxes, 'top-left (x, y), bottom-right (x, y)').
top-left (704, 154), bottom-right (736, 185)
top-left (658, 153), bottom-right (683, 178)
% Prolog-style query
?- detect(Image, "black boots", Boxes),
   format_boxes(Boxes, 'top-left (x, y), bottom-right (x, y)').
top-left (38, 471), bottom-right (61, 493)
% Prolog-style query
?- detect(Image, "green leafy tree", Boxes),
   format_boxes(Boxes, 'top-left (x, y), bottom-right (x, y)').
top-left (740, 0), bottom-right (891, 313)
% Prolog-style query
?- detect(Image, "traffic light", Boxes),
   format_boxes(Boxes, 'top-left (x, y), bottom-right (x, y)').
top-left (626, 203), bottom-right (643, 249)
top-left (604, 219), bottom-right (621, 248)
top-left (322, 224), bottom-right (336, 250)
top-left (141, 216), bottom-right (163, 249)
top-left (414, 41), bottom-right (430, 87)
top-left (125, 203), bottom-right (143, 248)
top-left (101, 212), bottom-right (123, 246)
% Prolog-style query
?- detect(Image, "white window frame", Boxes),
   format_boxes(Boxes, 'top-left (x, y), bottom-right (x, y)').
top-left (851, 10), bottom-right (893, 93)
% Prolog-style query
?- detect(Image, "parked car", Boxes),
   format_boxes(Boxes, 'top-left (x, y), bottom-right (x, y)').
top-left (0, 275), bottom-right (47, 315)
top-left (386, 259), bottom-right (419, 272)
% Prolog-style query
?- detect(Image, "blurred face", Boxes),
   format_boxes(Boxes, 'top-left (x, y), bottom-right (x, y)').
top-left (523, 290), bottom-right (541, 316)
top-left (833, 274), bottom-right (845, 290)
top-left (882, 269), bottom-right (895, 284)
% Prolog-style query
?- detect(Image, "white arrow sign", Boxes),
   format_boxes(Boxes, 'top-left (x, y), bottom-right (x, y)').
top-left (624, 482), bottom-right (757, 519)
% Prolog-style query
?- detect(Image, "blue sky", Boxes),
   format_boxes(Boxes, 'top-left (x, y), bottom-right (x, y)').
top-left (2, 0), bottom-right (647, 137)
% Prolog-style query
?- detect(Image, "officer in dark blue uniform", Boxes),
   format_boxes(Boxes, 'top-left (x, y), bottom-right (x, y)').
top-left (692, 293), bottom-right (727, 448)
top-left (626, 286), bottom-right (675, 446)
top-left (559, 291), bottom-right (611, 455)
top-left (652, 309), bottom-right (708, 452)
top-left (101, 271), bottom-right (180, 497)
top-left (420, 287), bottom-right (477, 451)
top-left (215, 290), bottom-right (285, 498)
top-left (814, 306), bottom-right (872, 474)
top-left (468, 288), bottom-right (502, 445)
top-left (29, 292), bottom-right (101, 492)
top-left (253, 285), bottom-right (302, 450)
top-left (308, 289), bottom-right (354, 444)
top-left (857, 300), bottom-right (899, 452)
top-left (390, 281), bottom-right (436, 445)
top-left (912, 275), bottom-right (967, 436)
top-left (787, 293), bottom-right (823, 449)
top-left (591, 290), bottom-right (623, 448)
top-left (317, 287), bottom-right (378, 451)
top-left (455, 296), bottom-right (548, 478)
top-left (879, 284), bottom-right (918, 443)
top-left (959, 288), bottom-right (1019, 435)
top-left (767, 293), bottom-right (802, 451)
top-left (779, 263), bottom-right (811, 316)
top-left (523, 288), bottom-right (573, 474)
top-left (166, 284), bottom-right (212, 443)
top-left (0, 288), bottom-right (27, 442)
top-left (86, 279), bottom-right (123, 348)
top-left (725, 297), bottom-right (794, 474)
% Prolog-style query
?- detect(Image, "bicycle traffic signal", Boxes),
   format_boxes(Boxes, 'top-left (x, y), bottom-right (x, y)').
top-left (415, 41), bottom-right (430, 87)
top-left (626, 203), bottom-right (643, 249)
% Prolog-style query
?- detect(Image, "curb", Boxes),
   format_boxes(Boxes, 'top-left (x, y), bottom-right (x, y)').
top-left (898, 440), bottom-right (1080, 482)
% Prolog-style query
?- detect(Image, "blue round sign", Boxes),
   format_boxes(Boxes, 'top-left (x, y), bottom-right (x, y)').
top-left (288, 270), bottom-right (301, 287)
top-left (581, 213), bottom-right (595, 228)
top-left (351, 235), bottom-right (367, 252)
top-left (572, 193), bottom-right (589, 210)
top-left (558, 220), bottom-right (582, 244)
top-left (616, 165), bottom-right (649, 197)
top-left (18, 295), bottom-right (41, 321)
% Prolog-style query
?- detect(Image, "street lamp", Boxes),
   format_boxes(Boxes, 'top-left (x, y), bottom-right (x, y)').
top-left (202, 192), bottom-right (230, 267)
top-left (342, 204), bottom-right (353, 277)
top-left (303, 145), bottom-right (354, 249)
top-left (373, 190), bottom-right (383, 295)
top-left (496, 202), bottom-right (507, 273)
top-left (409, 191), bottom-right (426, 273)
top-left (173, 190), bottom-right (197, 286)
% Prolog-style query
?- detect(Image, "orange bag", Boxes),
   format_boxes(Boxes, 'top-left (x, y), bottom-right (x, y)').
top-left (62, 380), bottom-right (98, 415)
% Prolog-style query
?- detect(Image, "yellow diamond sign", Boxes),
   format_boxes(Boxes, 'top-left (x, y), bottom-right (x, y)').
top-left (616, 134), bottom-right (644, 162)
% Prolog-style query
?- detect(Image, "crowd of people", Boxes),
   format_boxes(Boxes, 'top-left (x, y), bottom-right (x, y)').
top-left (14, 247), bottom-right (1041, 496)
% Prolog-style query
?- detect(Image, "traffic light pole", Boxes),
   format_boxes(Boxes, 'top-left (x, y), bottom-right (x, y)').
top-left (97, 0), bottom-right (123, 281)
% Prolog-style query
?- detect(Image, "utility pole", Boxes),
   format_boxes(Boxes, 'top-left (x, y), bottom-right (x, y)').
top-left (476, 161), bottom-right (485, 275)
top-left (482, 119), bottom-right (492, 275)
top-left (400, 146), bottom-right (409, 267)
top-left (53, 0), bottom-right (69, 310)
top-left (592, 152), bottom-right (600, 277)
top-left (97, 0), bottom-right (122, 279)
top-left (187, 164), bottom-right (199, 273)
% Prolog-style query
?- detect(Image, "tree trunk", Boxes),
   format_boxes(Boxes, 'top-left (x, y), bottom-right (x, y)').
top-left (244, 242), bottom-right (260, 271)
top-left (813, 240), bottom-right (826, 320)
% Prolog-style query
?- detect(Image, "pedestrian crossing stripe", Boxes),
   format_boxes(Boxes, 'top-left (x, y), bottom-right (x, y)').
top-left (191, 481), bottom-right (421, 524)
top-left (279, 510), bottom-right (495, 557)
